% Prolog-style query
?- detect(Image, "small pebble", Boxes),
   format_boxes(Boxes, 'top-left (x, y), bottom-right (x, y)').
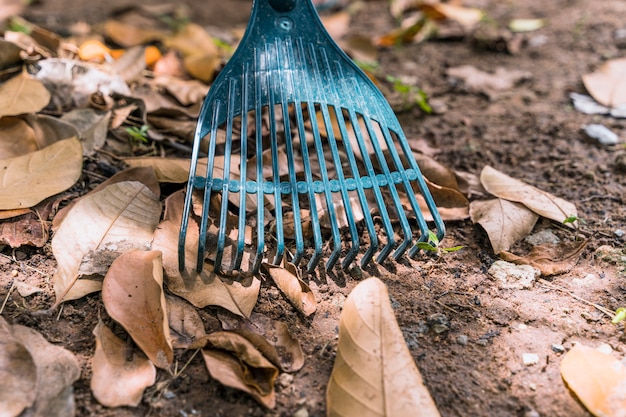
top-left (293, 407), bottom-right (309, 417)
top-left (428, 313), bottom-right (450, 334)
top-left (597, 343), bottom-right (613, 355)
top-left (529, 383), bottom-right (537, 391)
top-left (615, 229), bottom-right (625, 238)
top-left (476, 339), bottom-right (489, 347)
top-left (277, 373), bottom-right (294, 389)
top-left (522, 353), bottom-right (539, 366)
top-left (583, 124), bottom-right (619, 146)
top-left (525, 410), bottom-right (540, 417)
top-left (551, 344), bottom-right (565, 353)
top-left (456, 335), bottom-right (469, 346)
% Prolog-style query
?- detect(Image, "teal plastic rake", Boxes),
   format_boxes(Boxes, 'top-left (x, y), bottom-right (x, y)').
top-left (179, 0), bottom-right (445, 273)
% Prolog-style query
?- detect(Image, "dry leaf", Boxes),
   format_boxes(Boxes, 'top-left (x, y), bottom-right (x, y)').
top-left (103, 19), bottom-right (167, 47)
top-left (500, 240), bottom-right (588, 276)
top-left (447, 66), bottom-right (531, 95)
top-left (420, 3), bottom-right (484, 32)
top-left (0, 71), bottom-right (51, 117)
top-left (125, 157), bottom-right (206, 183)
top-left (9, 321), bottom-right (81, 417)
top-left (112, 46), bottom-right (147, 83)
top-left (51, 181), bottom-right (161, 303)
top-left (151, 191), bottom-right (260, 316)
top-left (0, 317), bottom-right (37, 417)
top-left (152, 76), bottom-right (208, 106)
top-left (480, 165), bottom-right (577, 225)
top-left (0, 137), bottom-right (82, 210)
top-left (262, 262), bottom-right (316, 316)
top-left (327, 277), bottom-right (441, 417)
top-left (60, 108), bottom-right (111, 156)
top-left (470, 198), bottom-right (538, 253)
top-left (102, 250), bottom-right (173, 370)
top-left (561, 343), bottom-right (626, 417)
top-left (582, 57), bottom-right (626, 108)
top-left (91, 320), bottom-right (156, 407)
top-left (166, 294), bottom-right (207, 349)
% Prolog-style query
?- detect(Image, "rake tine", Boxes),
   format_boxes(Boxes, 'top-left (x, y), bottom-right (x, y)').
top-left (233, 66), bottom-right (249, 271)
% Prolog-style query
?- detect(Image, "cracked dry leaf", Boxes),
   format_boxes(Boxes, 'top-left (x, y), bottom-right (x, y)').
top-left (0, 71), bottom-right (50, 117)
top-left (152, 190), bottom-right (260, 316)
top-left (499, 239), bottom-right (588, 276)
top-left (102, 250), bottom-right (173, 370)
top-left (262, 262), bottom-right (316, 316)
top-left (51, 180), bottom-right (161, 303)
top-left (327, 278), bottom-right (440, 417)
top-left (470, 198), bottom-right (538, 254)
top-left (91, 320), bottom-right (156, 407)
top-left (201, 331), bottom-right (279, 409)
top-left (0, 136), bottom-right (82, 210)
top-left (166, 294), bottom-right (207, 349)
top-left (561, 343), bottom-right (626, 417)
top-left (480, 165), bottom-right (577, 225)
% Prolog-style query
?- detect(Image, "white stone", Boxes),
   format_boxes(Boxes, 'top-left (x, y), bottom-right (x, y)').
top-left (523, 353), bottom-right (539, 366)
top-left (488, 261), bottom-right (540, 290)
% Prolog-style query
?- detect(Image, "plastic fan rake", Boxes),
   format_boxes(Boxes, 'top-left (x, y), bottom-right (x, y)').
top-left (178, 0), bottom-right (445, 274)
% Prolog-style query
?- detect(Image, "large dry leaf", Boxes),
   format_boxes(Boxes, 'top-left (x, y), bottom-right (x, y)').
top-left (166, 294), bottom-right (207, 349)
top-left (479, 165), bottom-right (577, 225)
top-left (91, 320), bottom-right (156, 407)
top-left (0, 317), bottom-right (37, 417)
top-left (151, 191), bottom-right (260, 316)
top-left (446, 66), bottom-right (531, 95)
top-left (500, 240), bottom-right (588, 276)
top-left (0, 38), bottom-right (23, 70)
top-left (470, 198), bottom-right (538, 254)
top-left (327, 278), bottom-right (441, 417)
top-left (10, 322), bottom-right (81, 417)
top-left (102, 250), bottom-right (173, 370)
top-left (582, 57), bottom-right (626, 108)
top-left (124, 157), bottom-right (207, 183)
top-left (262, 262), bottom-right (316, 316)
top-left (0, 71), bottom-right (50, 117)
top-left (51, 181), bottom-right (161, 303)
top-left (0, 136), bottom-right (82, 210)
top-left (561, 343), bottom-right (626, 417)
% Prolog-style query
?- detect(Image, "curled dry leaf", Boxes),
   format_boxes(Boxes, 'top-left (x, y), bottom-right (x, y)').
top-left (166, 294), bottom-right (207, 349)
top-left (202, 331), bottom-right (279, 409)
top-left (0, 137), bottom-right (82, 210)
top-left (500, 239), bottom-right (589, 276)
top-left (60, 108), bottom-right (111, 156)
top-left (327, 278), bottom-right (441, 417)
top-left (470, 198), bottom-right (538, 254)
top-left (102, 250), bottom-right (173, 370)
top-left (91, 320), bottom-right (156, 407)
top-left (0, 71), bottom-right (51, 117)
top-left (0, 317), bottom-right (37, 417)
top-left (582, 57), bottom-right (626, 108)
top-left (152, 190), bottom-right (260, 317)
top-left (262, 262), bottom-right (316, 316)
top-left (125, 157), bottom-right (208, 183)
top-left (51, 180), bottom-right (161, 303)
top-left (561, 343), bottom-right (626, 417)
top-left (480, 165), bottom-right (577, 225)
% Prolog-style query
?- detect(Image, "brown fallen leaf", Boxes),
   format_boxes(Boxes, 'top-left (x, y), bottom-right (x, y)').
top-left (0, 114), bottom-right (78, 160)
top-left (582, 57), bottom-right (626, 108)
top-left (0, 71), bottom-right (51, 117)
top-left (327, 277), bottom-right (441, 417)
top-left (561, 343), bottom-right (626, 417)
top-left (152, 190), bottom-right (260, 316)
top-left (102, 250), bottom-right (173, 370)
top-left (447, 65), bottom-right (532, 96)
top-left (480, 165), bottom-right (577, 225)
top-left (500, 239), bottom-right (589, 276)
top-left (103, 19), bottom-right (168, 48)
top-left (0, 137), bottom-right (82, 210)
top-left (125, 157), bottom-right (207, 183)
top-left (470, 198), bottom-right (538, 254)
top-left (166, 294), bottom-right (207, 349)
top-left (262, 262), bottom-right (316, 316)
top-left (91, 320), bottom-right (156, 407)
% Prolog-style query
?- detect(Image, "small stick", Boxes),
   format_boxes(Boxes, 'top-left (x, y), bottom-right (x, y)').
top-left (0, 280), bottom-right (16, 315)
top-left (538, 279), bottom-right (614, 318)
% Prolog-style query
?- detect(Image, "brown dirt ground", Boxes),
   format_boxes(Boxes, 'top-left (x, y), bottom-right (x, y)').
top-left (2, 0), bottom-right (626, 416)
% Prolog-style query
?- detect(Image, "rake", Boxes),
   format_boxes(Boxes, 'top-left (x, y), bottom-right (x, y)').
top-left (178, 0), bottom-right (445, 274)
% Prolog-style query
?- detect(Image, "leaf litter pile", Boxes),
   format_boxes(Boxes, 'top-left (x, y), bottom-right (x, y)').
top-left (1, 1), bottom-right (626, 416)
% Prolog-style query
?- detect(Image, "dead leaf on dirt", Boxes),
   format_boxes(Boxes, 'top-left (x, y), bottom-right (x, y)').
top-left (0, 209), bottom-right (47, 247)
top-left (419, 3), bottom-right (484, 32)
top-left (0, 137), bottom-right (82, 210)
top-left (0, 317), bottom-right (37, 417)
top-left (262, 262), bottom-right (316, 316)
top-left (125, 157), bottom-right (207, 183)
top-left (164, 23), bottom-right (221, 83)
top-left (90, 320), bottom-right (156, 407)
top-left (103, 19), bottom-right (168, 48)
top-left (219, 312), bottom-right (305, 373)
top-left (327, 277), bottom-right (441, 417)
top-left (0, 71), bottom-right (51, 117)
top-left (152, 75), bottom-right (208, 106)
top-left (166, 294), bottom-right (207, 349)
top-left (111, 46), bottom-right (147, 83)
top-left (480, 165), bottom-right (578, 225)
top-left (470, 198), bottom-right (539, 254)
top-left (447, 65), bottom-right (532, 96)
top-left (51, 180), bottom-right (161, 303)
top-left (151, 191), bottom-right (260, 316)
top-left (0, 114), bottom-right (79, 159)
top-left (321, 11), bottom-right (351, 41)
top-left (7, 319), bottom-right (81, 417)
top-left (561, 343), bottom-right (626, 417)
top-left (102, 250), bottom-right (173, 370)
top-left (500, 239), bottom-right (588, 276)
top-left (582, 57), bottom-right (626, 108)
top-left (201, 331), bottom-right (279, 409)
top-left (60, 108), bottom-right (111, 156)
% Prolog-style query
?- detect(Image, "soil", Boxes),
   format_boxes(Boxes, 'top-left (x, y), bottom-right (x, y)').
top-left (2, 0), bottom-right (626, 417)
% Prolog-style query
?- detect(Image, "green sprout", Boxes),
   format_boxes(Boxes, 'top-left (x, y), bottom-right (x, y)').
top-left (125, 125), bottom-right (150, 145)
top-left (612, 308), bottom-right (626, 324)
top-left (385, 75), bottom-right (432, 113)
top-left (415, 230), bottom-right (464, 255)
top-left (563, 214), bottom-right (586, 226)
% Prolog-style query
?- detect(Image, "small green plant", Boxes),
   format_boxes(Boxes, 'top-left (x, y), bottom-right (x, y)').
top-left (415, 230), bottom-right (464, 255)
top-left (125, 125), bottom-right (150, 145)
top-left (563, 214), bottom-right (586, 226)
top-left (385, 75), bottom-right (432, 113)
top-left (612, 307), bottom-right (626, 324)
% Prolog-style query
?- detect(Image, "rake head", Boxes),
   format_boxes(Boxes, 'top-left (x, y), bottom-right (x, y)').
top-left (178, 0), bottom-right (445, 274)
